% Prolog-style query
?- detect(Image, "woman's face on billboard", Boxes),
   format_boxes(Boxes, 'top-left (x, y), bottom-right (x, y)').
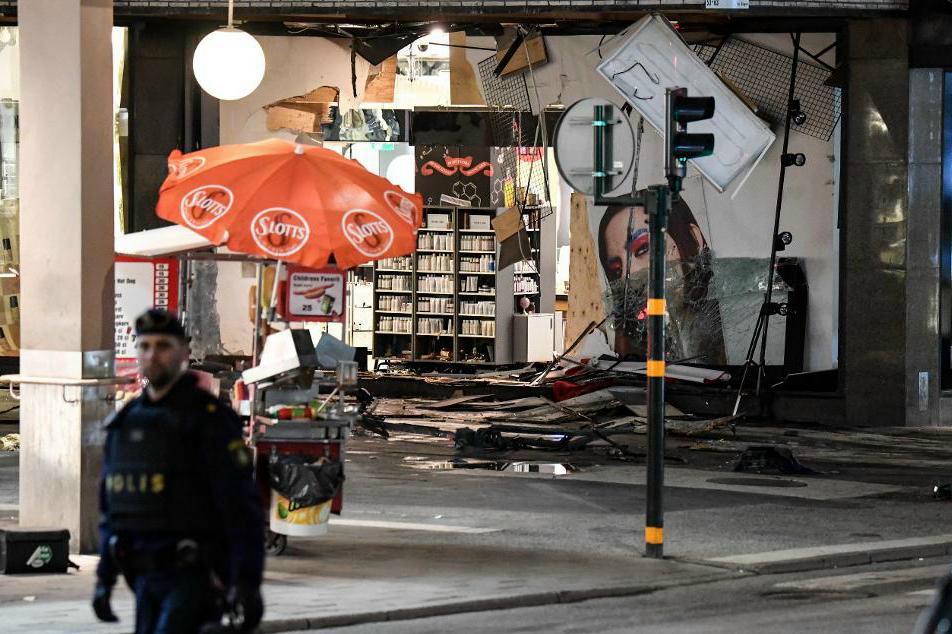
top-left (602, 206), bottom-right (688, 282)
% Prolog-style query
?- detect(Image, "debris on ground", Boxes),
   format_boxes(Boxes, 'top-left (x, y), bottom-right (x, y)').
top-left (362, 380), bottom-right (743, 463)
top-left (359, 347), bottom-right (745, 467)
top-left (0, 433), bottom-right (18, 451)
top-left (734, 446), bottom-right (817, 475)
top-left (933, 482), bottom-right (952, 500)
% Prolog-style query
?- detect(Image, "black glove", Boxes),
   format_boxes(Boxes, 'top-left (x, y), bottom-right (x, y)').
top-left (227, 585), bottom-right (263, 632)
top-left (92, 581), bottom-right (119, 623)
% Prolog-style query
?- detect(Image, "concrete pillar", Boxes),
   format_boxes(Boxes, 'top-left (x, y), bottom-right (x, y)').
top-left (905, 68), bottom-right (943, 426)
top-left (18, 0), bottom-right (115, 552)
top-left (840, 19), bottom-right (909, 427)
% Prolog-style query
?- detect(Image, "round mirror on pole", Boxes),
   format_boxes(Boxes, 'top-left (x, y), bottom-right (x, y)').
top-left (553, 98), bottom-right (637, 199)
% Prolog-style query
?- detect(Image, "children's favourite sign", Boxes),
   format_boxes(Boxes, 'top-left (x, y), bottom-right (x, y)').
top-left (115, 256), bottom-right (180, 360)
top-left (285, 266), bottom-right (345, 322)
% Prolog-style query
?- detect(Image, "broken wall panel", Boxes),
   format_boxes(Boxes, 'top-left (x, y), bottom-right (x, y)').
top-left (450, 31), bottom-right (486, 106)
top-left (364, 56), bottom-right (397, 103)
top-left (494, 28), bottom-right (549, 78)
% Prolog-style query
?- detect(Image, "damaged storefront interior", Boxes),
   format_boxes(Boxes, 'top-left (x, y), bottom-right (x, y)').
top-left (14, 3), bottom-right (952, 632)
top-left (99, 8), bottom-right (854, 541)
top-left (168, 20), bottom-right (843, 421)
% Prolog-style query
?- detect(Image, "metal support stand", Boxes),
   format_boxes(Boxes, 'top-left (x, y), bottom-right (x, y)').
top-left (732, 32), bottom-right (803, 416)
top-left (593, 103), bottom-right (612, 201)
top-left (645, 185), bottom-right (670, 559)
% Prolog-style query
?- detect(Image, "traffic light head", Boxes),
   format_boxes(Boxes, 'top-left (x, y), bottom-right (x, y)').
top-left (671, 93), bottom-right (715, 126)
top-left (665, 87), bottom-right (715, 192)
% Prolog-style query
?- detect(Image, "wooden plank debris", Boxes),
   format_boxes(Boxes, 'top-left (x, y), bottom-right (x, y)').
top-left (565, 193), bottom-right (606, 350)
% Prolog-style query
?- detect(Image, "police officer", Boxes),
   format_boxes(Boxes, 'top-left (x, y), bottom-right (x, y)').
top-left (92, 309), bottom-right (265, 634)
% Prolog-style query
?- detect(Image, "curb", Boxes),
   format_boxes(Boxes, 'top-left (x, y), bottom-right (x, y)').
top-left (257, 571), bottom-right (735, 632)
top-left (770, 563), bottom-right (949, 597)
top-left (689, 535), bottom-right (952, 575)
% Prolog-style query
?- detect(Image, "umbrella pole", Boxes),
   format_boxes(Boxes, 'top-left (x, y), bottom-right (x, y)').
top-left (252, 261), bottom-right (264, 367)
top-left (268, 260), bottom-right (283, 322)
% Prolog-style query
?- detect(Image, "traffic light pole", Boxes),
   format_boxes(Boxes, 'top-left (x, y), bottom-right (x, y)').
top-left (645, 184), bottom-right (669, 559)
top-left (644, 87), bottom-right (715, 558)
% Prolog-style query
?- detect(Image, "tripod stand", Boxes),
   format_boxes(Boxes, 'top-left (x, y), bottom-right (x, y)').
top-left (731, 32), bottom-right (803, 417)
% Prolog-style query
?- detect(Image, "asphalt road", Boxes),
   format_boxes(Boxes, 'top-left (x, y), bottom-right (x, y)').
top-left (308, 559), bottom-right (943, 634)
top-left (338, 433), bottom-right (952, 561)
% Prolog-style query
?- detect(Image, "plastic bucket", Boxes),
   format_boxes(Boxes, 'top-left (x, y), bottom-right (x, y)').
top-left (269, 492), bottom-right (332, 537)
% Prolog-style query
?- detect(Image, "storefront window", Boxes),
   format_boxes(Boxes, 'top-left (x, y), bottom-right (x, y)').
top-left (0, 27), bottom-right (128, 357)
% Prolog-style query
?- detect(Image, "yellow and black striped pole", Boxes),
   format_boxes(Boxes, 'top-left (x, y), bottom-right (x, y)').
top-left (645, 185), bottom-right (670, 559)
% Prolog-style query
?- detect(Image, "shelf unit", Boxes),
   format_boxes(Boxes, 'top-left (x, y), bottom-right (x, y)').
top-left (511, 204), bottom-right (556, 315)
top-left (371, 207), bottom-right (514, 364)
top-left (371, 254), bottom-right (415, 360)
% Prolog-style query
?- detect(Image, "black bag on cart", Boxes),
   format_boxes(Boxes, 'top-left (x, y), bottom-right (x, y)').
top-left (268, 453), bottom-right (345, 508)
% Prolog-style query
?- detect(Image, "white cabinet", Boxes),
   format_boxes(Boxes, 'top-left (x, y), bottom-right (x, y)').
top-left (513, 313), bottom-right (555, 363)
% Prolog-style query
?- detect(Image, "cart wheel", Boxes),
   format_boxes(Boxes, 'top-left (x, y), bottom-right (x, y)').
top-left (265, 531), bottom-right (287, 556)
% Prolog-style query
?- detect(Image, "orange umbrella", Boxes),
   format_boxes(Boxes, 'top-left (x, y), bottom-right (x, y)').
top-left (156, 138), bottom-right (422, 269)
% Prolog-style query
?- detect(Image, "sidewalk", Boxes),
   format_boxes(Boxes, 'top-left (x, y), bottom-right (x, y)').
top-left (0, 526), bottom-right (732, 634)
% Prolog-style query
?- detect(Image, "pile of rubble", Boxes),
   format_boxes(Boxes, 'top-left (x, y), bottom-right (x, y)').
top-left (364, 387), bottom-right (737, 459)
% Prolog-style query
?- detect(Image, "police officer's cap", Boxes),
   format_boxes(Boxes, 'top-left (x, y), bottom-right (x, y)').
top-left (135, 309), bottom-right (186, 341)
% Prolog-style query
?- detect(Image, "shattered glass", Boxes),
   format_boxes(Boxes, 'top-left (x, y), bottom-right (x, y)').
top-left (604, 256), bottom-right (791, 365)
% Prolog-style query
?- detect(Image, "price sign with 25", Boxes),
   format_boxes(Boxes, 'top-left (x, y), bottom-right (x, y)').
top-left (285, 266), bottom-right (346, 322)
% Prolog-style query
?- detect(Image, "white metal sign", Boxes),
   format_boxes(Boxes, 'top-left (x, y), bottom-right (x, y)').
top-left (596, 15), bottom-right (774, 192)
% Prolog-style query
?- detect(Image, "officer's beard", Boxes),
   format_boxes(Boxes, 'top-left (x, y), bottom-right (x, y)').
top-left (145, 365), bottom-right (184, 390)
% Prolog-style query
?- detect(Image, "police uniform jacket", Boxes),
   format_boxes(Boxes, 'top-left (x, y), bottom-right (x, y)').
top-left (96, 372), bottom-right (264, 589)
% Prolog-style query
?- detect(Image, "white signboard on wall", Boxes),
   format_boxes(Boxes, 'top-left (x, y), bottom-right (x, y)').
top-left (115, 257), bottom-right (179, 360)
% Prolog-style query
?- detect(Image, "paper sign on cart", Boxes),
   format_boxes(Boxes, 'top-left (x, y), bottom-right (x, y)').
top-left (285, 266), bottom-right (345, 322)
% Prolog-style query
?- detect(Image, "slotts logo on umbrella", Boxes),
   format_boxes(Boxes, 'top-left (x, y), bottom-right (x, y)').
top-left (342, 210), bottom-right (394, 257)
top-left (168, 156), bottom-right (206, 179)
top-left (251, 208), bottom-right (311, 257)
top-left (180, 185), bottom-right (234, 229)
top-left (384, 191), bottom-right (418, 226)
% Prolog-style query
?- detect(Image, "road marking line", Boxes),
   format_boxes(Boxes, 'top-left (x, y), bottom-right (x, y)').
top-left (329, 518), bottom-right (501, 534)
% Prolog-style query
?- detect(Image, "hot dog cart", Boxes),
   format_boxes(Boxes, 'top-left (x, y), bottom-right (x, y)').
top-left (243, 330), bottom-right (358, 556)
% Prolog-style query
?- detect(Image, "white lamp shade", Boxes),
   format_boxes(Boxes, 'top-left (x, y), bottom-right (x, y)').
top-left (193, 27), bottom-right (265, 101)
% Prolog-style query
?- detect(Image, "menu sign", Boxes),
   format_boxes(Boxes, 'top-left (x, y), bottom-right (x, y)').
top-left (285, 266), bottom-right (345, 322)
top-left (115, 256), bottom-right (180, 360)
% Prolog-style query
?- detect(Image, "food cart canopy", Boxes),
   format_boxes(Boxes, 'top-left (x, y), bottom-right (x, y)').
top-left (115, 225), bottom-right (213, 257)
